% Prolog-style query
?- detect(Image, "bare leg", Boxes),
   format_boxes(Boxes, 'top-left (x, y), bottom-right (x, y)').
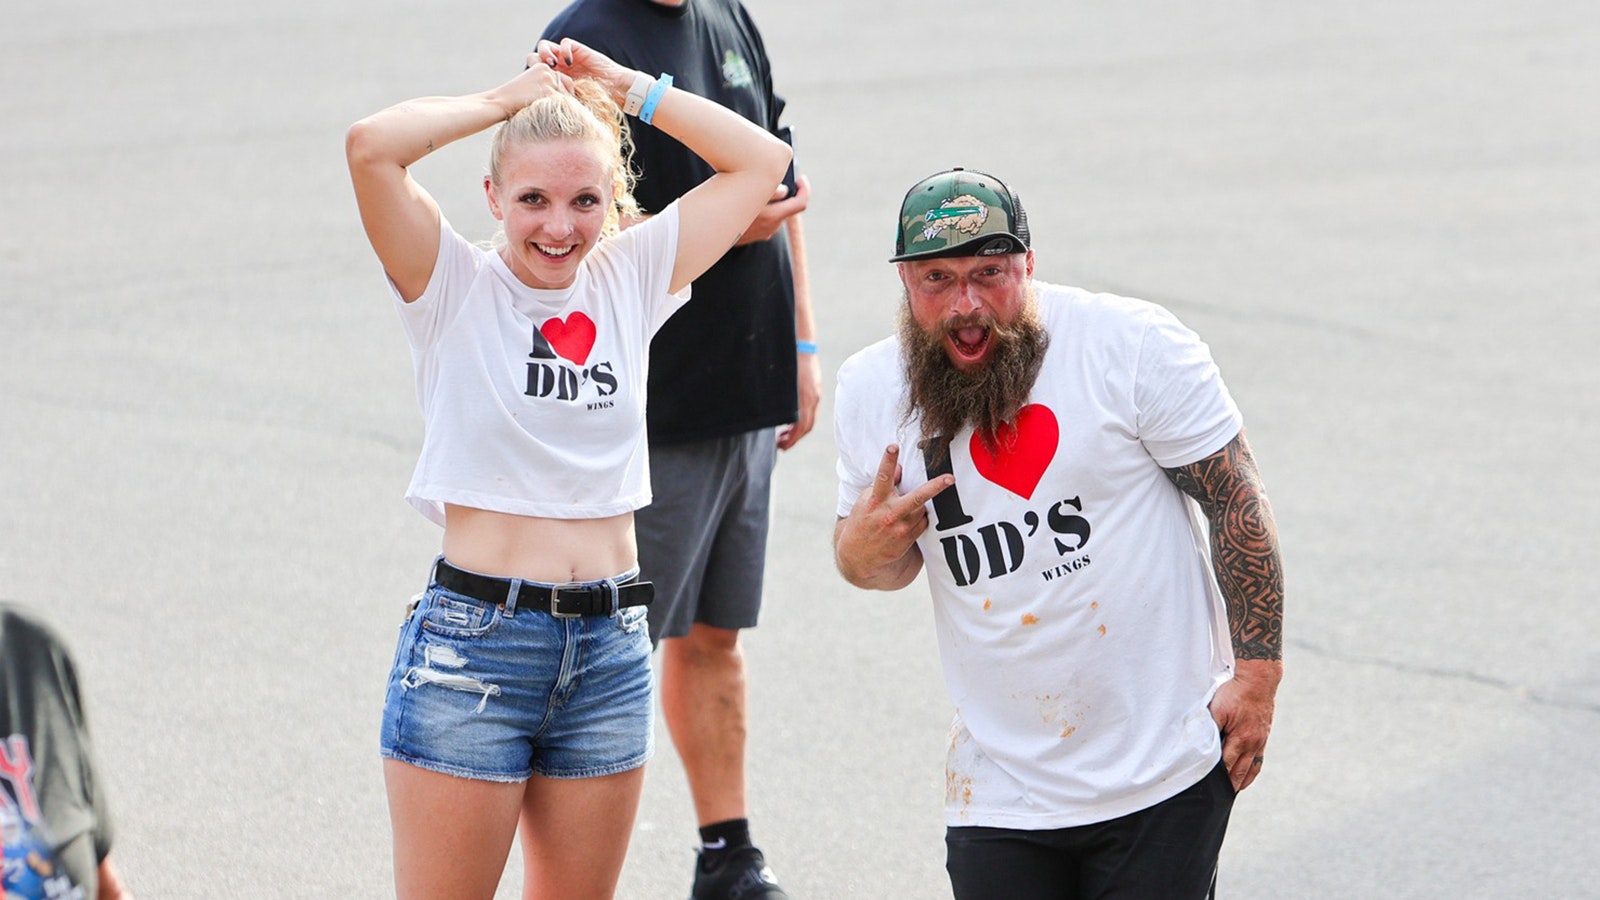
top-left (660, 623), bottom-right (748, 826)
top-left (518, 767), bottom-right (646, 900)
top-left (384, 759), bottom-right (525, 900)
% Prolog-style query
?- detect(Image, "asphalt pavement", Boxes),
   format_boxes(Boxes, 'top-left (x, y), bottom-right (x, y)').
top-left (3, 0), bottom-right (1597, 896)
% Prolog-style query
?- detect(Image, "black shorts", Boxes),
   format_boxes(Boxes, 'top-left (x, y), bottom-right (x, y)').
top-left (945, 762), bottom-right (1236, 900)
top-left (635, 429), bottom-right (777, 643)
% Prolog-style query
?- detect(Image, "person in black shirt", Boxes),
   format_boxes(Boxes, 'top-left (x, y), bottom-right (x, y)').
top-left (540, 3), bottom-right (817, 898)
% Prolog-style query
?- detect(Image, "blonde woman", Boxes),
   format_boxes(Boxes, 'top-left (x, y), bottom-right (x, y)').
top-left (346, 37), bottom-right (790, 899)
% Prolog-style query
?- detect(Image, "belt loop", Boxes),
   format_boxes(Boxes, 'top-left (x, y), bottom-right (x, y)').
top-left (504, 579), bottom-right (522, 617)
top-left (604, 577), bottom-right (620, 616)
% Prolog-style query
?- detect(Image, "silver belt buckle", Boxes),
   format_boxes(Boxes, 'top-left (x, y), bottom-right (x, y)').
top-left (548, 582), bottom-right (586, 618)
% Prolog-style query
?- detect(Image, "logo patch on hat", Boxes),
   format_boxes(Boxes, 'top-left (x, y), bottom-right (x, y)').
top-left (917, 195), bottom-right (989, 243)
top-left (975, 237), bottom-right (1013, 256)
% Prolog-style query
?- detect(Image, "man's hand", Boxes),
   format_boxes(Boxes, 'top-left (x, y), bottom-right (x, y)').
top-left (777, 351), bottom-right (821, 450)
top-left (98, 857), bottom-right (134, 900)
top-left (833, 444), bottom-right (954, 590)
top-left (736, 174), bottom-right (809, 245)
top-left (1208, 658), bottom-right (1282, 792)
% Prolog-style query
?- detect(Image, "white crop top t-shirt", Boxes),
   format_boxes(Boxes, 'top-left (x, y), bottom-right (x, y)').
top-left (390, 204), bottom-right (688, 525)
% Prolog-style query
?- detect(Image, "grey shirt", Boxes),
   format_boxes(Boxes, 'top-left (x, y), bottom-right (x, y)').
top-left (2, 604), bottom-right (114, 897)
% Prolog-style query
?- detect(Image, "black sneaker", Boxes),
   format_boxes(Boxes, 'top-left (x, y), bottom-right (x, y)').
top-left (690, 845), bottom-right (790, 900)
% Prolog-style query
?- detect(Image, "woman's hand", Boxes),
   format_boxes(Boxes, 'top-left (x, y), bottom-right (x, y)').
top-left (535, 38), bottom-right (637, 103)
top-left (492, 53), bottom-right (574, 118)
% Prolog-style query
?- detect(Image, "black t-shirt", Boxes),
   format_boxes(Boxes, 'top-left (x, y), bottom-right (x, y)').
top-left (543, 0), bottom-right (799, 444)
top-left (1, 605), bottom-right (113, 898)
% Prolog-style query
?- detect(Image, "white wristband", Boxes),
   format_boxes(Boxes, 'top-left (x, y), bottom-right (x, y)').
top-left (623, 72), bottom-right (652, 118)
top-left (639, 74), bottom-right (673, 124)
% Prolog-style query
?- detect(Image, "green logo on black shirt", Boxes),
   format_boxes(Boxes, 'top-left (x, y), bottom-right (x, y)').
top-left (722, 50), bottom-right (754, 88)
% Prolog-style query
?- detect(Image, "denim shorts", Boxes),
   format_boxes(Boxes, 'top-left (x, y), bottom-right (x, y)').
top-left (379, 565), bottom-right (655, 782)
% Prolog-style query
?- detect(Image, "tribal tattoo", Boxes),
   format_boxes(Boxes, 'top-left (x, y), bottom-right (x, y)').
top-left (1164, 431), bottom-right (1284, 661)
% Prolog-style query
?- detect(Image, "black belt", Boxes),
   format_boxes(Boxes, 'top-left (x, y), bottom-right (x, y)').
top-left (433, 559), bottom-right (653, 618)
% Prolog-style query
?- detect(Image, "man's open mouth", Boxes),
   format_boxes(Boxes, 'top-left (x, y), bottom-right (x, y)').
top-left (949, 325), bottom-right (991, 362)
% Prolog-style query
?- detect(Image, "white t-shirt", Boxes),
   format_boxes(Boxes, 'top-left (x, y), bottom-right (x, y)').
top-left (834, 282), bottom-right (1243, 830)
top-left (392, 205), bottom-right (688, 525)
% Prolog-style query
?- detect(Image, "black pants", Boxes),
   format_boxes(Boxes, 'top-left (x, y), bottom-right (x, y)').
top-left (945, 762), bottom-right (1235, 900)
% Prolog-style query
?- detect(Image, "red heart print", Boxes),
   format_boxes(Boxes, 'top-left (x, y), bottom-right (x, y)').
top-left (969, 404), bottom-right (1058, 500)
top-left (540, 313), bottom-right (596, 365)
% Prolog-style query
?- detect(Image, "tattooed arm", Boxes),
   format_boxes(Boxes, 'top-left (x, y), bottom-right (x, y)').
top-left (1164, 429), bottom-right (1284, 792)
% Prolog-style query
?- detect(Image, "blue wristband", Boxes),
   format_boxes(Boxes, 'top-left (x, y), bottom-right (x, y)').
top-left (796, 340), bottom-right (818, 355)
top-left (639, 74), bottom-right (673, 125)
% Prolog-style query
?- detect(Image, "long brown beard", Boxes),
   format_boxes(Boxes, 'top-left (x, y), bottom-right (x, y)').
top-left (898, 284), bottom-right (1049, 459)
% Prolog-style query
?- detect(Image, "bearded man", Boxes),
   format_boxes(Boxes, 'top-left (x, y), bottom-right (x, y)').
top-left (833, 168), bottom-right (1285, 900)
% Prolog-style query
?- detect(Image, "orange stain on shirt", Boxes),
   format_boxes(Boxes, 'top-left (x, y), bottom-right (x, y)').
top-left (1021, 613), bottom-right (1039, 626)
top-left (946, 769), bottom-right (976, 818)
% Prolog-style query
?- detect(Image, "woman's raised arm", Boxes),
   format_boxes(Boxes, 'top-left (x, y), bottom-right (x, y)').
top-left (536, 39), bottom-right (792, 294)
top-left (345, 59), bottom-right (571, 301)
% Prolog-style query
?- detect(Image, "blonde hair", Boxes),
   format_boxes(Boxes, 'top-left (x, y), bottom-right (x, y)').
top-left (488, 78), bottom-right (640, 239)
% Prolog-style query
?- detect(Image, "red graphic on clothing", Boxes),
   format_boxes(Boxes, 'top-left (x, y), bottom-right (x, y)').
top-left (0, 736), bottom-right (40, 821)
top-left (540, 313), bottom-right (597, 365)
top-left (969, 404), bottom-right (1058, 500)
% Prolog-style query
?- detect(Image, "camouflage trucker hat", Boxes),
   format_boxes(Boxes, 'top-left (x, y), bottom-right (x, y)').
top-left (889, 167), bottom-right (1031, 262)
